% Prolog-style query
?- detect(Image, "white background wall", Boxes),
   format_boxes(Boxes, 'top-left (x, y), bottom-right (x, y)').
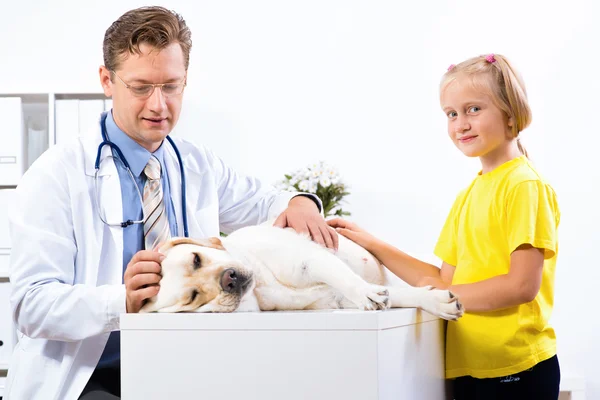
top-left (2, 0), bottom-right (598, 396)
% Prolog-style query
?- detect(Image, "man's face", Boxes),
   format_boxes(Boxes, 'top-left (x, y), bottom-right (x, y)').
top-left (99, 42), bottom-right (187, 152)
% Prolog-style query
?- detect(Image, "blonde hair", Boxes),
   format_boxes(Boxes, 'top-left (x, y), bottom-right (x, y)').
top-left (441, 54), bottom-right (531, 157)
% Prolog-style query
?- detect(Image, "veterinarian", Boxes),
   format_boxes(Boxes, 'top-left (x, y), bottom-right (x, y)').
top-left (5, 6), bottom-right (337, 400)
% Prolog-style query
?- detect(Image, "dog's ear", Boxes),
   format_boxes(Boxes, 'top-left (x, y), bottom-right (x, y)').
top-left (205, 237), bottom-right (225, 249)
top-left (160, 237), bottom-right (225, 252)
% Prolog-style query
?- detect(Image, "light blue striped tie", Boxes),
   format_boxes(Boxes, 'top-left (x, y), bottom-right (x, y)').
top-left (143, 155), bottom-right (170, 250)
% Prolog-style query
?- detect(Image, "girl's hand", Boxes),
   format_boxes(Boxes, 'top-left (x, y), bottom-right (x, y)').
top-left (327, 218), bottom-right (379, 251)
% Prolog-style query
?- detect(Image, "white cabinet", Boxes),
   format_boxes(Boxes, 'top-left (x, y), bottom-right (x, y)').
top-left (0, 189), bottom-right (14, 279)
top-left (0, 282), bottom-right (15, 370)
top-left (121, 309), bottom-right (449, 400)
top-left (0, 94), bottom-right (52, 183)
top-left (0, 92), bottom-right (110, 179)
top-left (54, 94), bottom-right (111, 145)
top-left (0, 98), bottom-right (25, 186)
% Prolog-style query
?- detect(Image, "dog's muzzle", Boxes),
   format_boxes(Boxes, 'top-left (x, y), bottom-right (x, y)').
top-left (220, 268), bottom-right (253, 295)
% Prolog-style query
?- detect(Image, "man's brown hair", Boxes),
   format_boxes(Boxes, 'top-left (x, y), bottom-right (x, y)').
top-left (103, 6), bottom-right (192, 74)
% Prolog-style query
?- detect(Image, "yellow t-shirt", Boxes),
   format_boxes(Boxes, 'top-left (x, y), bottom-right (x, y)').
top-left (434, 156), bottom-right (560, 379)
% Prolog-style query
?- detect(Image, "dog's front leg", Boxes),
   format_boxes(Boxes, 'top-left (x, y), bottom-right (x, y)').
top-left (386, 286), bottom-right (464, 320)
top-left (235, 292), bottom-right (261, 312)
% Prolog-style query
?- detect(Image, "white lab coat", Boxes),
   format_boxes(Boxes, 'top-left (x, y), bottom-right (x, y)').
top-left (4, 125), bottom-right (299, 400)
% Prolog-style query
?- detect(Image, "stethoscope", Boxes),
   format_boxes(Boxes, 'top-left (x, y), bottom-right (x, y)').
top-left (94, 111), bottom-right (189, 237)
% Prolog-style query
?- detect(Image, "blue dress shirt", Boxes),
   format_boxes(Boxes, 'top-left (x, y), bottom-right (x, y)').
top-left (97, 111), bottom-right (178, 368)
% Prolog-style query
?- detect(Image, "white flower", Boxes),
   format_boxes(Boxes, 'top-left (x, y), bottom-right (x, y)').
top-left (319, 177), bottom-right (331, 187)
top-left (308, 182), bottom-right (318, 193)
top-left (324, 168), bottom-right (339, 179)
top-left (298, 180), bottom-right (310, 191)
top-left (299, 168), bottom-right (312, 179)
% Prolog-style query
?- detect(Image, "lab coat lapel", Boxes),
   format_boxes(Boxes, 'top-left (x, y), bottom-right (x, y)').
top-left (183, 164), bottom-right (206, 239)
top-left (164, 140), bottom-right (185, 237)
top-left (82, 124), bottom-right (124, 284)
top-left (164, 138), bottom-right (206, 239)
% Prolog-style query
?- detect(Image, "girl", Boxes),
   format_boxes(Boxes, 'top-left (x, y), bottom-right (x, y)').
top-left (328, 54), bottom-right (561, 400)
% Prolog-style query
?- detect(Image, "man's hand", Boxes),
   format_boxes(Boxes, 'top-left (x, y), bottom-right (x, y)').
top-left (124, 250), bottom-right (164, 313)
top-left (326, 218), bottom-right (379, 252)
top-left (274, 196), bottom-right (338, 250)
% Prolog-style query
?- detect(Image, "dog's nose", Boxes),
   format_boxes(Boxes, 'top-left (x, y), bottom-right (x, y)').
top-left (221, 269), bottom-right (242, 293)
top-left (221, 269), bottom-right (236, 292)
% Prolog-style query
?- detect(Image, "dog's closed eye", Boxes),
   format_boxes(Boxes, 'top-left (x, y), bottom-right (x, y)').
top-left (183, 289), bottom-right (200, 307)
top-left (193, 253), bottom-right (201, 270)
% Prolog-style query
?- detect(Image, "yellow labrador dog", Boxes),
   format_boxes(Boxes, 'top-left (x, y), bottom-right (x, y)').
top-left (140, 224), bottom-right (464, 320)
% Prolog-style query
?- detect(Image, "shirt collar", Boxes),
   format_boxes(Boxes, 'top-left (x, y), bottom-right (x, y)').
top-left (105, 111), bottom-right (166, 178)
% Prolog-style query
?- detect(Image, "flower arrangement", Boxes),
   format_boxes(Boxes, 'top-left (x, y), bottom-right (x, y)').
top-left (275, 161), bottom-right (351, 218)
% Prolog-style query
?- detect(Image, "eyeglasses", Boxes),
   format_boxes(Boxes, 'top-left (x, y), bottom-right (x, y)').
top-left (111, 70), bottom-right (186, 98)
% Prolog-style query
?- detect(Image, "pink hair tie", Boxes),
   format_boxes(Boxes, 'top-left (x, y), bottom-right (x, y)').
top-left (485, 54), bottom-right (496, 63)
top-left (447, 64), bottom-right (455, 71)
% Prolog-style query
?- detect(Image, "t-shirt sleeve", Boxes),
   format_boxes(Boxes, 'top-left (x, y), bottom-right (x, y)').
top-left (434, 192), bottom-right (464, 266)
top-left (506, 180), bottom-right (560, 259)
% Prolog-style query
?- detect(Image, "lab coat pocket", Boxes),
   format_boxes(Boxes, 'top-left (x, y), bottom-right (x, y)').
top-left (20, 335), bottom-right (65, 359)
top-left (6, 341), bottom-right (61, 399)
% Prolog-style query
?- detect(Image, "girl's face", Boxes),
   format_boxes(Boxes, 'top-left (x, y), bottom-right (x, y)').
top-left (441, 76), bottom-right (514, 163)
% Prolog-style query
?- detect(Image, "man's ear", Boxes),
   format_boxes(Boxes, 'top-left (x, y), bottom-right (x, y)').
top-left (99, 66), bottom-right (113, 98)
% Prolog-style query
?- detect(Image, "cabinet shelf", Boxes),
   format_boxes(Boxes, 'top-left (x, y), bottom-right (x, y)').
top-left (0, 92), bottom-right (111, 186)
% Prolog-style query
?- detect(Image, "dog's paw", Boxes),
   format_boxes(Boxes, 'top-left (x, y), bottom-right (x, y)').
top-left (348, 285), bottom-right (390, 311)
top-left (419, 287), bottom-right (464, 321)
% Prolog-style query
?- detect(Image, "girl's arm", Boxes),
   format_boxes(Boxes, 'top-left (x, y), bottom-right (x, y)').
top-left (419, 262), bottom-right (456, 287)
top-left (429, 244), bottom-right (544, 312)
top-left (368, 240), bottom-right (444, 286)
top-left (328, 218), bottom-right (444, 286)
top-left (328, 219), bottom-right (544, 312)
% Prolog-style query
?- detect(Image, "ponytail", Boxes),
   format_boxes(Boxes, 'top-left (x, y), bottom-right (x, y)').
top-left (516, 137), bottom-right (528, 158)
